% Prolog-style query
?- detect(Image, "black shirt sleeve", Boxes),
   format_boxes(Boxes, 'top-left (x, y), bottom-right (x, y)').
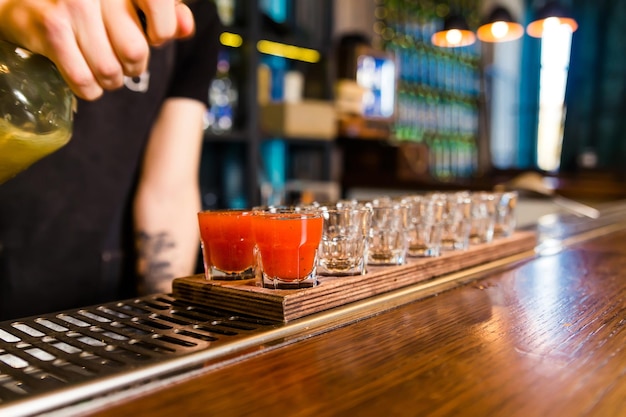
top-left (167, 0), bottom-right (223, 105)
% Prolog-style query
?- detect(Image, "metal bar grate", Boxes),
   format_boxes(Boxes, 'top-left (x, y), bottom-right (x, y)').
top-left (0, 294), bottom-right (278, 415)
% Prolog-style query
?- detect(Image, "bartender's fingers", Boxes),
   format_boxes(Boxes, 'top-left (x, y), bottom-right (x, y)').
top-left (101, 0), bottom-right (150, 77)
top-left (0, 1), bottom-right (106, 100)
top-left (37, 5), bottom-right (104, 100)
top-left (48, 36), bottom-right (103, 101)
top-left (134, 0), bottom-right (194, 45)
top-left (174, 1), bottom-right (196, 39)
top-left (68, 0), bottom-right (125, 91)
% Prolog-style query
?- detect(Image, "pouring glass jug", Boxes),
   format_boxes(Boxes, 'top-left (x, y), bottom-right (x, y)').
top-left (0, 40), bottom-right (74, 184)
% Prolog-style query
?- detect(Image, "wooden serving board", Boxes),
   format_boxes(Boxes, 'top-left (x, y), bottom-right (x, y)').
top-left (172, 231), bottom-right (537, 322)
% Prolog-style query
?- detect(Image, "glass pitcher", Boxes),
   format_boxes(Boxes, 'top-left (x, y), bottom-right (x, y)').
top-left (0, 40), bottom-right (74, 184)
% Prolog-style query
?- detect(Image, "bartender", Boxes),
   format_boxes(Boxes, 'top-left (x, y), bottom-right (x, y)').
top-left (0, 0), bottom-right (222, 320)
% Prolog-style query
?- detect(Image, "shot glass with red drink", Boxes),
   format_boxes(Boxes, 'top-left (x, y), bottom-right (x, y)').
top-left (251, 207), bottom-right (323, 289)
top-left (197, 209), bottom-right (256, 280)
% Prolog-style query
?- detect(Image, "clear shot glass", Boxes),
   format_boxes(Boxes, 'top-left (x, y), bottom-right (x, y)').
top-left (402, 195), bottom-right (444, 257)
top-left (435, 192), bottom-right (472, 251)
top-left (366, 199), bottom-right (409, 266)
top-left (317, 205), bottom-right (372, 276)
top-left (494, 191), bottom-right (518, 238)
top-left (469, 191), bottom-right (497, 244)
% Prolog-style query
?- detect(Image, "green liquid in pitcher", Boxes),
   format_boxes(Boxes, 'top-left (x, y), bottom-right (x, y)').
top-left (0, 41), bottom-right (74, 184)
top-left (0, 118), bottom-right (71, 184)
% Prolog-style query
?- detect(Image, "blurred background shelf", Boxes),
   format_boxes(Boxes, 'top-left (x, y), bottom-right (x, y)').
top-left (201, 0), bottom-right (626, 210)
top-left (201, 0), bottom-right (335, 209)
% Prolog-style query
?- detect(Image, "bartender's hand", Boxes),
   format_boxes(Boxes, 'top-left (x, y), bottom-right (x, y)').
top-left (0, 0), bottom-right (195, 101)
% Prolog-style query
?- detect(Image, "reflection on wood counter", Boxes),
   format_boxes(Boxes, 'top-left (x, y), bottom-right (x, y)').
top-left (85, 210), bottom-right (626, 417)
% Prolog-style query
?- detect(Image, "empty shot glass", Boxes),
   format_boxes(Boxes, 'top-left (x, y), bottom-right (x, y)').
top-left (197, 209), bottom-right (256, 280)
top-left (366, 200), bottom-right (409, 266)
top-left (494, 191), bottom-right (518, 237)
top-left (437, 192), bottom-right (472, 251)
top-left (469, 191), bottom-right (497, 244)
top-left (317, 205), bottom-right (372, 276)
top-left (252, 208), bottom-right (323, 289)
top-left (402, 195), bottom-right (444, 257)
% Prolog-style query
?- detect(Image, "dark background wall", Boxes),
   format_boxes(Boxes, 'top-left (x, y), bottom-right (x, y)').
top-left (561, 0), bottom-right (626, 176)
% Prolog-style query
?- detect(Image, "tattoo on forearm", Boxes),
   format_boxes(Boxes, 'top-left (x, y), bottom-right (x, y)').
top-left (136, 231), bottom-right (176, 279)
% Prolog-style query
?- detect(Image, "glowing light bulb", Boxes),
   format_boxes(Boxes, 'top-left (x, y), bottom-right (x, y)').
top-left (543, 16), bottom-right (561, 33)
top-left (446, 29), bottom-right (462, 46)
top-left (491, 21), bottom-right (509, 39)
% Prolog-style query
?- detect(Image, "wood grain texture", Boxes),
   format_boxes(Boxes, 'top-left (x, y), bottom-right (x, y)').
top-left (172, 231), bottom-right (537, 322)
top-left (87, 227), bottom-right (626, 417)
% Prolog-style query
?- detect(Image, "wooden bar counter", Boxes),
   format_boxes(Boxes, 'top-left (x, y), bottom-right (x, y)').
top-left (66, 202), bottom-right (626, 417)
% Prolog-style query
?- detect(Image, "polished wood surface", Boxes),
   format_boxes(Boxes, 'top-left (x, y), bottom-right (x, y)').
top-left (87, 222), bottom-right (626, 416)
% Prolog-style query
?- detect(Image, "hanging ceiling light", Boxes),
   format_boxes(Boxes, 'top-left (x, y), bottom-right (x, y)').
top-left (431, 15), bottom-right (476, 48)
top-left (527, 0), bottom-right (578, 38)
top-left (477, 6), bottom-right (524, 43)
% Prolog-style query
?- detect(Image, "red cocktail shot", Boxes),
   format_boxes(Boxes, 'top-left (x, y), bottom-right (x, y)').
top-left (197, 210), bottom-right (255, 280)
top-left (252, 209), bottom-right (323, 288)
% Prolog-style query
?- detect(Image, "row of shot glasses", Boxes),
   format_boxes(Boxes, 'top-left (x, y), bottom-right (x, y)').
top-left (197, 190), bottom-right (518, 290)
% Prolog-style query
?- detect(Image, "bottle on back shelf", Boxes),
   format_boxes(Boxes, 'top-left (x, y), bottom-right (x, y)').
top-left (205, 51), bottom-right (238, 134)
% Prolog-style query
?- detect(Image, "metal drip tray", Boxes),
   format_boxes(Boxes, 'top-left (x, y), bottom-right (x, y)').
top-left (0, 294), bottom-right (279, 416)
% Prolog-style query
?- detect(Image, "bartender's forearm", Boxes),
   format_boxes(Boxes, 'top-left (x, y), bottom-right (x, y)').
top-left (133, 98), bottom-right (205, 295)
top-left (134, 186), bottom-right (201, 294)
